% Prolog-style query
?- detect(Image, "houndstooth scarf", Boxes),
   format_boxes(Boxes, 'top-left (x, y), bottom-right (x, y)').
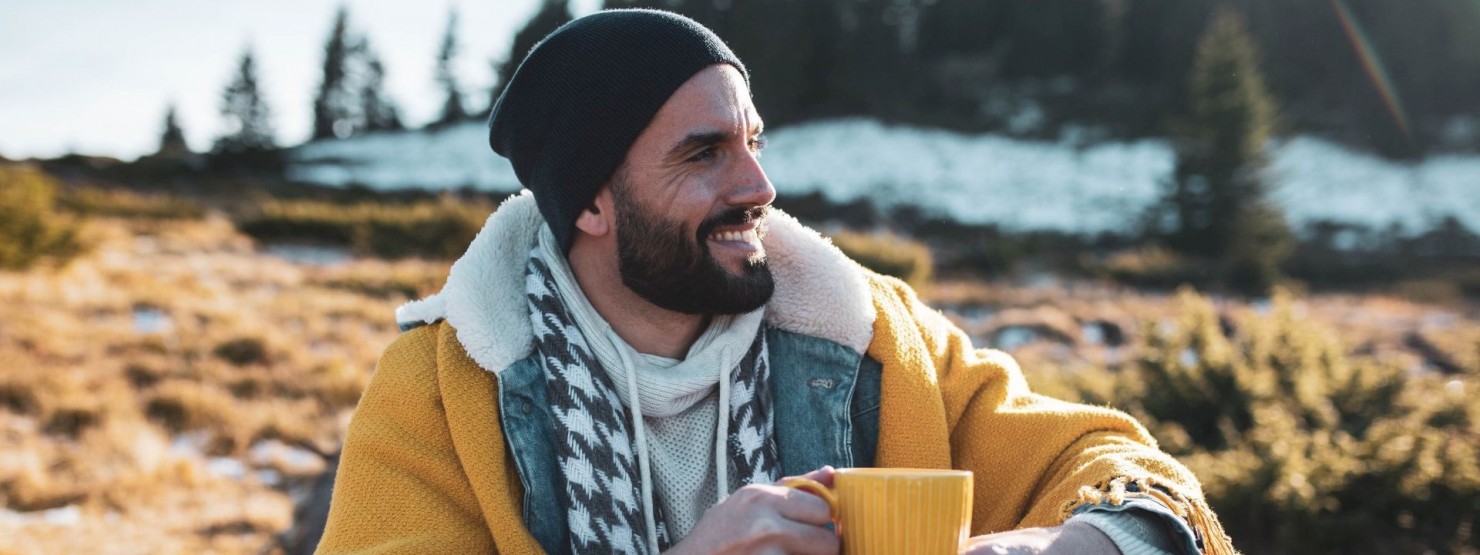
top-left (525, 246), bottom-right (780, 555)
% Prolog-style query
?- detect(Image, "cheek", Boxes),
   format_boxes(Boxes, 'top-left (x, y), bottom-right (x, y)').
top-left (662, 179), bottom-right (722, 228)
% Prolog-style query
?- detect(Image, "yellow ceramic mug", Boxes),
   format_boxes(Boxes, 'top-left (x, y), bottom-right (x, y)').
top-left (783, 468), bottom-right (973, 555)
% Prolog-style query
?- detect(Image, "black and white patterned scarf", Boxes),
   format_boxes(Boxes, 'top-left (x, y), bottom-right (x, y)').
top-left (525, 248), bottom-right (780, 555)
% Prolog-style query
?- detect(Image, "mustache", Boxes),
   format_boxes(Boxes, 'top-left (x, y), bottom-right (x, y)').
top-left (697, 205), bottom-right (770, 239)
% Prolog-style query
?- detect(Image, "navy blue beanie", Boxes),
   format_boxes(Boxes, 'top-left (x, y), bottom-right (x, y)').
top-left (488, 9), bottom-right (749, 254)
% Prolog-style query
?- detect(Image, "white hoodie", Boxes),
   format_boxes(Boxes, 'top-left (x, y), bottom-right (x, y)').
top-left (536, 225), bottom-right (764, 544)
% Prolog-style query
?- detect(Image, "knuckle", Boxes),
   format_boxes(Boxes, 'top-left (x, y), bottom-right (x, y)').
top-left (729, 486), bottom-right (762, 506)
top-left (734, 484), bottom-right (781, 505)
top-left (749, 516), bottom-right (785, 540)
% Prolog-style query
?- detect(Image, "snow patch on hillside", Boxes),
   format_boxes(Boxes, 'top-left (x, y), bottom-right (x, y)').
top-left (289, 124), bottom-right (521, 192)
top-left (288, 118), bottom-right (1480, 236)
top-left (1271, 138), bottom-right (1480, 236)
top-left (760, 120), bottom-right (1172, 234)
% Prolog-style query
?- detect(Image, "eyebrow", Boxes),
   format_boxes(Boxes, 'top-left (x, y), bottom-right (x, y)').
top-left (664, 123), bottom-right (766, 161)
top-left (665, 131), bottom-right (729, 160)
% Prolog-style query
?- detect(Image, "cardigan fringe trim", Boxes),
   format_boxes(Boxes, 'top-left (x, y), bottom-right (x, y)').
top-left (1067, 476), bottom-right (1239, 555)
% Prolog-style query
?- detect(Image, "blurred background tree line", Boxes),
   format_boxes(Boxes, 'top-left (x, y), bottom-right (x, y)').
top-left (182, 0), bottom-right (1479, 295)
top-left (199, 0), bottom-right (1480, 158)
top-left (603, 0), bottom-right (1480, 159)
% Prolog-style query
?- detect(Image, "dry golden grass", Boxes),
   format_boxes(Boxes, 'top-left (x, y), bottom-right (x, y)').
top-left (0, 214), bottom-right (421, 554)
top-left (1, 211), bottom-right (1474, 553)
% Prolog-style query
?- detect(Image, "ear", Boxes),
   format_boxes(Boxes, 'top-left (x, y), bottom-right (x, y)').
top-left (574, 187), bottom-right (614, 237)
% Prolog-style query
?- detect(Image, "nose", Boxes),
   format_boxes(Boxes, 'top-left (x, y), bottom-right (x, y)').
top-left (727, 148), bottom-right (776, 208)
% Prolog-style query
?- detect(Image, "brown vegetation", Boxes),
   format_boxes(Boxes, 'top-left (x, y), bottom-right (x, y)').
top-left (830, 229), bottom-right (934, 288)
top-left (2, 187), bottom-right (1475, 553)
top-left (233, 196), bottom-right (491, 260)
top-left (0, 213), bottom-right (406, 553)
top-left (57, 185), bottom-right (206, 221)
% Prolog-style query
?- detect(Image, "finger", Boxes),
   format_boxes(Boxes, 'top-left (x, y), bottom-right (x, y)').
top-left (779, 465), bottom-right (836, 488)
top-left (772, 518), bottom-right (841, 555)
top-left (775, 485), bottom-right (834, 526)
top-left (801, 465), bottom-right (836, 487)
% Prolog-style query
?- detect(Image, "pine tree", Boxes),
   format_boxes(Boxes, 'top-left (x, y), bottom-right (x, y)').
top-left (311, 7), bottom-right (403, 139)
top-left (157, 103), bottom-right (190, 157)
top-left (1161, 8), bottom-right (1290, 294)
top-left (432, 8), bottom-right (468, 126)
top-left (358, 40), bottom-right (403, 132)
top-left (213, 47), bottom-right (275, 153)
top-left (313, 6), bottom-right (356, 139)
top-left (489, 0), bottom-right (572, 113)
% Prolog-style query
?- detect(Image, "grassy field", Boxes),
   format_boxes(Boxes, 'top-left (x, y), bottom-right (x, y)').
top-left (0, 194), bottom-right (1476, 553)
top-left (0, 214), bottom-right (449, 554)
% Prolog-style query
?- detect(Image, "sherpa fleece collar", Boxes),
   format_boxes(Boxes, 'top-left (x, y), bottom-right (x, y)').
top-left (395, 191), bottom-right (876, 376)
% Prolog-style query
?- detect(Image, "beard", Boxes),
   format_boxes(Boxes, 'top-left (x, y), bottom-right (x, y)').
top-left (611, 174), bottom-right (775, 315)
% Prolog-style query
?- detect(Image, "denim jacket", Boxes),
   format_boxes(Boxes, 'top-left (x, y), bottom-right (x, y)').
top-left (497, 327), bottom-right (881, 554)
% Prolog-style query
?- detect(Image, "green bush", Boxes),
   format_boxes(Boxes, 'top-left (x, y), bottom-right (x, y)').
top-left (0, 165), bottom-right (83, 270)
top-left (830, 230), bottom-right (934, 288)
top-left (57, 185), bottom-right (204, 220)
top-left (1052, 287), bottom-right (1479, 553)
top-left (1093, 247), bottom-right (1213, 290)
top-left (235, 196), bottom-right (490, 259)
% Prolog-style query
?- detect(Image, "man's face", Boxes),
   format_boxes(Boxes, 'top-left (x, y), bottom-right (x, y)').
top-left (607, 65), bottom-right (776, 315)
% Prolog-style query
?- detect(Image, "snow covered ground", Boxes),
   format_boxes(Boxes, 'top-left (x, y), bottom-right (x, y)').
top-left (289, 118), bottom-right (1479, 237)
top-left (289, 123), bottom-right (523, 193)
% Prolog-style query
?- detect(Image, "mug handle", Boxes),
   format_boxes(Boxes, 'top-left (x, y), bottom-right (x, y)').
top-left (781, 477), bottom-right (838, 520)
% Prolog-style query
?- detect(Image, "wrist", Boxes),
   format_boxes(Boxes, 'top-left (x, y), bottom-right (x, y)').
top-left (1059, 519), bottom-right (1120, 554)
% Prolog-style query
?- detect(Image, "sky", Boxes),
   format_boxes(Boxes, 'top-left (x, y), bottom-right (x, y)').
top-left (0, 0), bottom-right (602, 161)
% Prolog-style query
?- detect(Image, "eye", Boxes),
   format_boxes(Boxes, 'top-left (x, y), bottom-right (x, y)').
top-left (688, 146), bottom-right (717, 163)
top-left (748, 135), bottom-right (767, 156)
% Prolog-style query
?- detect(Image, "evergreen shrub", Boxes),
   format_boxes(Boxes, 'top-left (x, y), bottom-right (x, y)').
top-left (0, 165), bottom-right (83, 270)
top-left (1048, 287), bottom-right (1480, 553)
top-left (235, 196), bottom-right (491, 260)
top-left (57, 186), bottom-right (205, 220)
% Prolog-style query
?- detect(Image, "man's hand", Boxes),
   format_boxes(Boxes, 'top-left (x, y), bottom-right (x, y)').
top-left (961, 520), bottom-right (1119, 555)
top-left (665, 467), bottom-right (840, 555)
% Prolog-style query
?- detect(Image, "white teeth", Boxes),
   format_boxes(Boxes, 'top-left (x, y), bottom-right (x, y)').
top-left (709, 230), bottom-right (757, 243)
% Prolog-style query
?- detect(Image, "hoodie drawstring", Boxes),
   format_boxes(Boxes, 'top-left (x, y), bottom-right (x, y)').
top-left (615, 343), bottom-right (737, 554)
top-left (716, 346), bottom-right (733, 504)
top-left (615, 346), bottom-right (661, 554)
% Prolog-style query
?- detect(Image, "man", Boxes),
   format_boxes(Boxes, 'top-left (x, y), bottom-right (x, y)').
top-left (317, 9), bottom-right (1235, 555)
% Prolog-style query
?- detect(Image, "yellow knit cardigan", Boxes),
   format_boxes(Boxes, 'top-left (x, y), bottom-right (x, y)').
top-left (317, 274), bottom-right (1236, 554)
